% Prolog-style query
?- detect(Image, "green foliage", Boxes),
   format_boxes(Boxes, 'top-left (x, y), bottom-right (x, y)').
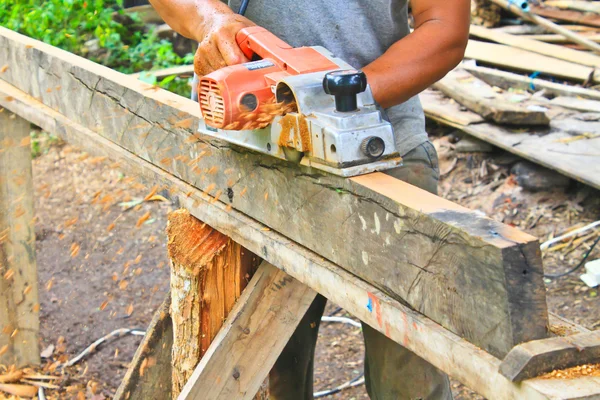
top-left (30, 130), bottom-right (60, 158)
top-left (0, 0), bottom-right (193, 97)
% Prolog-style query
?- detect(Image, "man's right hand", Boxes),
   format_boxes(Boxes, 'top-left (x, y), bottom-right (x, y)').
top-left (194, 12), bottom-right (256, 76)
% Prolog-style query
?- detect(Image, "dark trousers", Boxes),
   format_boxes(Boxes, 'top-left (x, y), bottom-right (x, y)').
top-left (269, 142), bottom-right (453, 400)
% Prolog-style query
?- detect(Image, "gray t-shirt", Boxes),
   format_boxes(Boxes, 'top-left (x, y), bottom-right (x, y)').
top-left (226, 0), bottom-right (429, 156)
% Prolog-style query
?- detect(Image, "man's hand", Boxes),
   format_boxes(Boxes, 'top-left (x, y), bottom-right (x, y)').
top-left (148, 0), bottom-right (255, 76)
top-left (194, 13), bottom-right (255, 76)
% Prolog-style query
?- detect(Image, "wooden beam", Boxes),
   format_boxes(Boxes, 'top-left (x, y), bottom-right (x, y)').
top-left (130, 65), bottom-right (194, 80)
top-left (419, 90), bottom-right (485, 126)
top-left (491, 0), bottom-right (600, 53)
top-left (0, 109), bottom-right (39, 367)
top-left (462, 64), bottom-right (600, 101)
top-left (0, 76), bottom-right (596, 399)
top-left (114, 295), bottom-right (173, 400)
top-left (433, 69), bottom-right (549, 125)
top-left (469, 24), bottom-right (600, 68)
top-left (0, 27), bottom-right (550, 357)
top-left (421, 89), bottom-right (600, 190)
top-left (550, 96), bottom-right (600, 113)
top-left (500, 331), bottom-right (600, 382)
top-left (465, 40), bottom-right (599, 83)
top-left (531, 5), bottom-right (600, 28)
top-left (526, 33), bottom-right (600, 44)
top-left (544, 1), bottom-right (600, 14)
top-left (179, 262), bottom-right (317, 400)
top-left (167, 209), bottom-right (261, 398)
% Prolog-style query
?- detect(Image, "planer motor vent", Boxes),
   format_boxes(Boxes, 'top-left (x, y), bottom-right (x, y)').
top-left (199, 78), bottom-right (225, 128)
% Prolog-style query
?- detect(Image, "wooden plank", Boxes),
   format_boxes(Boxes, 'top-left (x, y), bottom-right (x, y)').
top-left (532, 5), bottom-right (600, 27)
top-left (465, 40), bottom-right (599, 83)
top-left (421, 92), bottom-right (600, 190)
top-left (544, 1), bottom-right (600, 14)
top-left (549, 312), bottom-right (591, 336)
top-left (527, 33), bottom-right (600, 44)
top-left (550, 96), bottom-right (600, 113)
top-left (493, 24), bottom-right (598, 35)
top-left (130, 65), bottom-right (194, 80)
top-left (114, 295), bottom-right (173, 400)
top-left (167, 209), bottom-right (262, 398)
top-left (469, 24), bottom-right (600, 68)
top-left (179, 263), bottom-right (317, 400)
top-left (0, 109), bottom-right (39, 367)
top-left (462, 64), bottom-right (600, 100)
top-left (0, 28), bottom-right (550, 358)
top-left (419, 90), bottom-right (485, 125)
top-left (491, 0), bottom-right (600, 53)
top-left (0, 78), bottom-right (596, 400)
top-left (433, 69), bottom-right (549, 125)
top-left (500, 331), bottom-right (600, 382)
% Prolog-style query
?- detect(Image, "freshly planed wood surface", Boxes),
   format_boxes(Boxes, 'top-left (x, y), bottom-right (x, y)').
top-left (114, 296), bottom-right (173, 400)
top-left (179, 262), bottom-right (317, 400)
top-left (465, 40), bottom-right (600, 83)
top-left (0, 27), bottom-right (550, 358)
top-left (527, 33), bottom-right (600, 43)
top-left (421, 92), bottom-right (600, 190)
top-left (433, 69), bottom-right (549, 125)
top-left (500, 331), bottom-right (600, 382)
top-left (0, 77), bottom-right (597, 400)
top-left (462, 64), bottom-right (600, 100)
top-left (167, 209), bottom-right (261, 398)
top-left (0, 110), bottom-right (39, 367)
top-left (469, 24), bottom-right (600, 68)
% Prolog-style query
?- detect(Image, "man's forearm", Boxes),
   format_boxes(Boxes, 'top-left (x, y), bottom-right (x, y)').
top-left (363, 2), bottom-right (470, 109)
top-left (148, 0), bottom-right (236, 41)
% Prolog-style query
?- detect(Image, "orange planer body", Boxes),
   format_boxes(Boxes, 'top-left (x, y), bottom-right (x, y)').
top-left (198, 26), bottom-right (338, 129)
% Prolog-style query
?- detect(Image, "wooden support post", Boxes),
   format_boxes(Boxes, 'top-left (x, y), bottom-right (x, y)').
top-left (114, 296), bottom-right (173, 400)
top-left (0, 109), bottom-right (39, 367)
top-left (167, 210), bottom-right (264, 399)
top-left (179, 263), bottom-right (317, 400)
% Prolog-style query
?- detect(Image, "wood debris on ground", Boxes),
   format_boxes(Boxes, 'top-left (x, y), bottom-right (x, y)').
top-left (427, 0), bottom-right (600, 190)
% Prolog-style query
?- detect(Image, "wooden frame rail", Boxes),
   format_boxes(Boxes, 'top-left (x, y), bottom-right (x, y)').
top-left (1, 27), bottom-right (599, 399)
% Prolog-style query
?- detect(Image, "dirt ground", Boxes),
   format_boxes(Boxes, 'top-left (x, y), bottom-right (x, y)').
top-left (27, 122), bottom-right (600, 399)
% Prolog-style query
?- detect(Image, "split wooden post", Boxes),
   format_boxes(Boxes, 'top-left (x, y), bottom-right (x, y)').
top-left (167, 210), bottom-right (266, 399)
top-left (0, 109), bottom-right (39, 367)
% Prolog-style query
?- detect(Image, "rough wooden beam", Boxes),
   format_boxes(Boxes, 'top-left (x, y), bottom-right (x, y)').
top-left (469, 24), bottom-right (600, 69)
top-left (130, 65), bottom-right (194, 80)
top-left (531, 5), bottom-right (600, 28)
top-left (465, 40), bottom-right (600, 83)
top-left (179, 262), bottom-right (317, 400)
top-left (0, 27), bottom-right (549, 357)
top-left (462, 64), bottom-right (600, 101)
top-left (0, 78), bottom-right (596, 399)
top-left (0, 109), bottom-right (39, 367)
top-left (434, 69), bottom-right (549, 125)
top-left (114, 295), bottom-right (173, 400)
top-left (500, 331), bottom-right (600, 382)
top-left (167, 209), bottom-right (261, 398)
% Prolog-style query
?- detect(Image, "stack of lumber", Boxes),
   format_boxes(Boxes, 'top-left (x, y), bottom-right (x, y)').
top-left (426, 0), bottom-right (600, 190)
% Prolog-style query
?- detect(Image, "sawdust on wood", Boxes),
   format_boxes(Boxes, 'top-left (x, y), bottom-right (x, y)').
top-left (540, 363), bottom-right (600, 379)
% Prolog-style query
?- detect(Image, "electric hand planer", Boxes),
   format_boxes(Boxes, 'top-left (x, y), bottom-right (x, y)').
top-left (197, 26), bottom-right (401, 177)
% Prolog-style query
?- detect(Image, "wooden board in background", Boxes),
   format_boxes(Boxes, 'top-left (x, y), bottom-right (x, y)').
top-left (421, 89), bottom-right (600, 190)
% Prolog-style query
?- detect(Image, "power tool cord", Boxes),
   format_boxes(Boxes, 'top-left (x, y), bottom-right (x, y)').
top-left (238, 0), bottom-right (250, 15)
top-left (543, 235), bottom-right (600, 279)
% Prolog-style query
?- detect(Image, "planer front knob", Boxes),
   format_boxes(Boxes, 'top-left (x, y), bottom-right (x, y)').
top-left (323, 70), bottom-right (367, 112)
